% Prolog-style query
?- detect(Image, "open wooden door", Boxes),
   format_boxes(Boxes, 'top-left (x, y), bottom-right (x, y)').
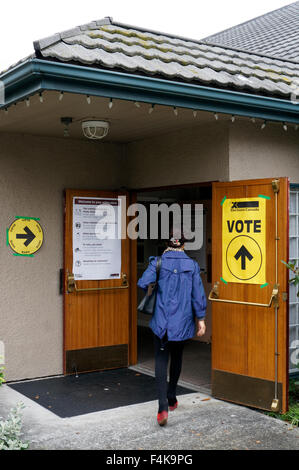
top-left (63, 189), bottom-right (135, 374)
top-left (211, 178), bottom-right (289, 413)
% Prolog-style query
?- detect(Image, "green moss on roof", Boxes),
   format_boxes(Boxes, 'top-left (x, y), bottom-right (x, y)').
top-left (99, 25), bottom-right (158, 42)
top-left (89, 31), bottom-right (173, 54)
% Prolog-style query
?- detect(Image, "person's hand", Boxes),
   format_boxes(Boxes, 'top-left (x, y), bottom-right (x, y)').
top-left (197, 320), bottom-right (206, 337)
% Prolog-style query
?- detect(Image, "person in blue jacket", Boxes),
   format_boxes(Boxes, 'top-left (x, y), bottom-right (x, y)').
top-left (137, 233), bottom-right (207, 426)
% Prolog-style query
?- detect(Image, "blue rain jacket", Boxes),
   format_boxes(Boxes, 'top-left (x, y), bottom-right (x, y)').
top-left (137, 251), bottom-right (207, 341)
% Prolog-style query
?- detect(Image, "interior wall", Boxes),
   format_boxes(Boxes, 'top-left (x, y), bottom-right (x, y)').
top-left (228, 121), bottom-right (299, 182)
top-left (125, 123), bottom-right (230, 189)
top-left (0, 133), bottom-right (123, 381)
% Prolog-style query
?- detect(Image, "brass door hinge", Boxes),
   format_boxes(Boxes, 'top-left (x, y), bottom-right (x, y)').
top-left (272, 179), bottom-right (280, 193)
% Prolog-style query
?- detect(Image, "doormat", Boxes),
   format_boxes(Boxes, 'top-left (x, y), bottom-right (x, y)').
top-left (9, 368), bottom-right (195, 418)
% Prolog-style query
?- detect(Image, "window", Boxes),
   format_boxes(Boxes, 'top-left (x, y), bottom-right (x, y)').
top-left (289, 186), bottom-right (299, 373)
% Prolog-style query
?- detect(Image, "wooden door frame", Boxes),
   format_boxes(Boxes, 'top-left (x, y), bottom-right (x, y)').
top-left (63, 178), bottom-right (290, 409)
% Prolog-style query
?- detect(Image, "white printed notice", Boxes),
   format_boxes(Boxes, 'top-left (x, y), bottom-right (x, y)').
top-left (72, 197), bottom-right (122, 280)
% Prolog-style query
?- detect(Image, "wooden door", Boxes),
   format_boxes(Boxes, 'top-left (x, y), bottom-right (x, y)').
top-left (63, 189), bottom-right (132, 374)
top-left (211, 178), bottom-right (289, 413)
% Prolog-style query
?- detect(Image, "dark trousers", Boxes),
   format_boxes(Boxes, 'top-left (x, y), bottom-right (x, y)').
top-left (154, 334), bottom-right (185, 412)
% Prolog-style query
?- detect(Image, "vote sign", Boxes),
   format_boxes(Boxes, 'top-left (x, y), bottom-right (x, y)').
top-left (222, 197), bottom-right (266, 284)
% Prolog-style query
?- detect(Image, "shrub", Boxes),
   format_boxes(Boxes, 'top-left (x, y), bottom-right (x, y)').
top-left (0, 402), bottom-right (29, 450)
top-left (0, 355), bottom-right (29, 450)
top-left (0, 355), bottom-right (5, 386)
top-left (281, 260), bottom-right (299, 296)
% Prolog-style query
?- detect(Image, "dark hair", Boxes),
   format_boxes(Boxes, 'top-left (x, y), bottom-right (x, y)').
top-left (167, 229), bottom-right (186, 248)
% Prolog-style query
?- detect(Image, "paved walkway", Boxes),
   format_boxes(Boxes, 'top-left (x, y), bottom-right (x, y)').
top-left (1, 383), bottom-right (299, 450)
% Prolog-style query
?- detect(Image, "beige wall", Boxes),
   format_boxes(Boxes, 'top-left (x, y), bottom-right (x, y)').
top-left (228, 121), bottom-right (299, 182)
top-left (0, 133), bottom-right (123, 381)
top-left (125, 123), bottom-right (230, 188)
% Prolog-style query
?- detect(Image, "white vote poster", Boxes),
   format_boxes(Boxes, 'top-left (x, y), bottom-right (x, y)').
top-left (72, 197), bottom-right (122, 280)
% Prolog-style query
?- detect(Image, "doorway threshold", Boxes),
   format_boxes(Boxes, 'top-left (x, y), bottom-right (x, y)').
top-left (129, 365), bottom-right (212, 395)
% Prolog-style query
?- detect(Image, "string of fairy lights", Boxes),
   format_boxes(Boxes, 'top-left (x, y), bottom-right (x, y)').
top-left (0, 91), bottom-right (298, 133)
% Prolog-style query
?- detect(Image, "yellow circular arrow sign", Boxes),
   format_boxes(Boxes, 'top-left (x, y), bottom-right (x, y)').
top-left (8, 218), bottom-right (43, 255)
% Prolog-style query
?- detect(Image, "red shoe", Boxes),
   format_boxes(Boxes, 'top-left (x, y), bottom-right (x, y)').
top-left (157, 411), bottom-right (168, 426)
top-left (169, 401), bottom-right (178, 411)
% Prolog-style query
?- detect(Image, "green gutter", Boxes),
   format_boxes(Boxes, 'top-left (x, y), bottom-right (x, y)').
top-left (1, 58), bottom-right (299, 123)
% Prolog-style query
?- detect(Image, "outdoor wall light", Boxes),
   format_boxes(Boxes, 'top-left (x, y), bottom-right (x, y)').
top-left (82, 120), bottom-right (110, 140)
top-left (61, 117), bottom-right (73, 137)
top-left (149, 104), bottom-right (155, 114)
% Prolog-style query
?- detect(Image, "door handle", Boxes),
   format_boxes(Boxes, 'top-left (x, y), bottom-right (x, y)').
top-left (67, 272), bottom-right (129, 293)
top-left (208, 282), bottom-right (279, 308)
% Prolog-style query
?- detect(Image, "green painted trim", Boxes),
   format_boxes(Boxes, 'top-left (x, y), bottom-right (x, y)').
top-left (15, 216), bottom-right (40, 221)
top-left (1, 59), bottom-right (299, 124)
top-left (13, 253), bottom-right (34, 257)
top-left (220, 196), bottom-right (227, 206)
top-left (220, 277), bottom-right (228, 284)
top-left (260, 283), bottom-right (269, 288)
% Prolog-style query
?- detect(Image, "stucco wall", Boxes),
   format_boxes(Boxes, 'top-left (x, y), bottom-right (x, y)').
top-left (0, 133), bottom-right (123, 381)
top-left (125, 123), bottom-right (230, 188)
top-left (228, 121), bottom-right (299, 182)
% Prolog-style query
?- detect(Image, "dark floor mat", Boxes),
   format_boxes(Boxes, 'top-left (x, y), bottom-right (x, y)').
top-left (8, 368), bottom-right (195, 418)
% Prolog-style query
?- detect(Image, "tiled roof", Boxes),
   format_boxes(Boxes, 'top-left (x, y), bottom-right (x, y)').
top-left (203, 1), bottom-right (299, 62)
top-left (7, 16), bottom-right (299, 101)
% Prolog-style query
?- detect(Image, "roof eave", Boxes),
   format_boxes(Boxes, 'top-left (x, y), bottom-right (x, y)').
top-left (0, 58), bottom-right (298, 124)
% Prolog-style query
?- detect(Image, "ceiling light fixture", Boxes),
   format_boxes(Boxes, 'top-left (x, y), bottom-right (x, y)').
top-left (82, 120), bottom-right (110, 140)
